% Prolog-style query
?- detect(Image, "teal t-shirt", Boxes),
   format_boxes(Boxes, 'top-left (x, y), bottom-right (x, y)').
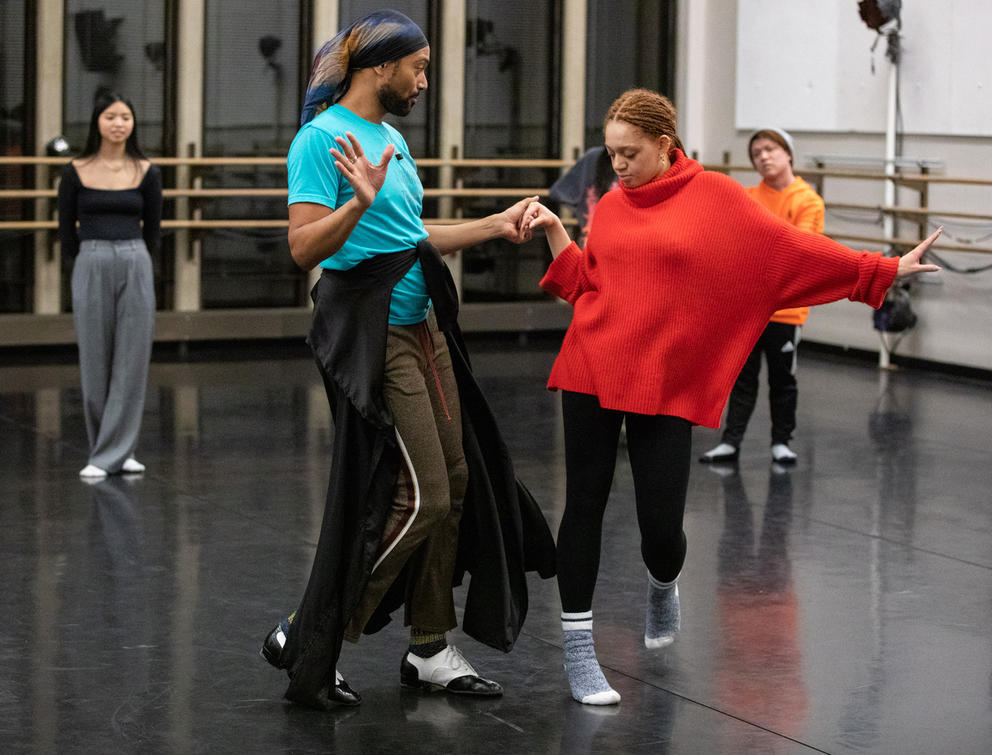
top-left (287, 104), bottom-right (430, 324)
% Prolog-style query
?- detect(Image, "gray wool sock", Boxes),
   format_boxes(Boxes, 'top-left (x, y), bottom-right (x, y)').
top-left (561, 613), bottom-right (620, 705)
top-left (644, 573), bottom-right (681, 648)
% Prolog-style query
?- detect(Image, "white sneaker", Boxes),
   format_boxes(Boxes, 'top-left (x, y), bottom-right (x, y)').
top-left (771, 444), bottom-right (797, 464)
top-left (79, 464), bottom-right (107, 479)
top-left (699, 443), bottom-right (738, 463)
top-left (122, 458), bottom-right (146, 474)
top-left (400, 645), bottom-right (502, 696)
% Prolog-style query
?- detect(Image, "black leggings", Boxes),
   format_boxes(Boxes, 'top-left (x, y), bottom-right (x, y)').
top-left (557, 391), bottom-right (692, 614)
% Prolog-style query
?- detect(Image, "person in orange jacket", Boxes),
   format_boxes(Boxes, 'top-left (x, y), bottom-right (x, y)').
top-left (700, 128), bottom-right (825, 465)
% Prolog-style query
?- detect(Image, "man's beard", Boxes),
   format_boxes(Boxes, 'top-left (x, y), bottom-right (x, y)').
top-left (378, 83), bottom-right (416, 117)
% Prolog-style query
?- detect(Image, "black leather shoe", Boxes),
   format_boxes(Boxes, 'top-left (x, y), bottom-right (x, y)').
top-left (331, 670), bottom-right (361, 706)
top-left (400, 645), bottom-right (502, 697)
top-left (285, 671), bottom-right (362, 710)
top-left (260, 618), bottom-right (290, 669)
top-left (263, 616), bottom-right (361, 707)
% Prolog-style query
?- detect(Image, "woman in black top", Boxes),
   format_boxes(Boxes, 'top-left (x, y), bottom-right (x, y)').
top-left (58, 91), bottom-right (162, 479)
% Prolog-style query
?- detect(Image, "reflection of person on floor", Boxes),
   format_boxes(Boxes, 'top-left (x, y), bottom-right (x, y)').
top-left (714, 465), bottom-right (808, 744)
top-left (548, 146), bottom-right (617, 248)
top-left (258, 9), bottom-right (555, 711)
top-left (58, 91), bottom-right (161, 480)
top-left (523, 88), bottom-right (940, 706)
top-left (701, 128), bottom-right (824, 466)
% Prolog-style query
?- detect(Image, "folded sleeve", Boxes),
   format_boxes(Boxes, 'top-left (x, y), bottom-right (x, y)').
top-left (765, 223), bottom-right (899, 311)
top-left (539, 241), bottom-right (592, 304)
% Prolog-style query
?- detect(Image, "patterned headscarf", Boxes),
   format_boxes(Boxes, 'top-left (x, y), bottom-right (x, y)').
top-left (300, 9), bottom-right (428, 125)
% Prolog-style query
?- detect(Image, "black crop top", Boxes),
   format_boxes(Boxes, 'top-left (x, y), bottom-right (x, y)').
top-left (57, 161), bottom-right (163, 258)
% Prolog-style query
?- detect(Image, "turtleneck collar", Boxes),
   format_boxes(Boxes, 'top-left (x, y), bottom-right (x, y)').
top-left (618, 149), bottom-right (703, 208)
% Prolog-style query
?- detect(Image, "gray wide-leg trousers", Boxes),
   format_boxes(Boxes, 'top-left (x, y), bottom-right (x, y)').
top-left (71, 239), bottom-right (155, 473)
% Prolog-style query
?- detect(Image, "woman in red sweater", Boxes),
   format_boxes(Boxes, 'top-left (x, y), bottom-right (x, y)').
top-left (523, 88), bottom-right (940, 706)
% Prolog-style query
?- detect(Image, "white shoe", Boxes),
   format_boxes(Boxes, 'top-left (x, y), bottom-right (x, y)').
top-left (401, 645), bottom-right (502, 696)
top-left (699, 443), bottom-right (738, 463)
top-left (771, 444), bottom-right (797, 464)
top-left (122, 458), bottom-right (146, 474)
top-left (79, 464), bottom-right (107, 479)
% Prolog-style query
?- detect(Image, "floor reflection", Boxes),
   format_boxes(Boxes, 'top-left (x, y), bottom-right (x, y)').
top-left (834, 369), bottom-right (919, 751)
top-left (1, 343), bottom-right (990, 752)
top-left (868, 369), bottom-right (919, 541)
top-left (712, 463), bottom-right (808, 746)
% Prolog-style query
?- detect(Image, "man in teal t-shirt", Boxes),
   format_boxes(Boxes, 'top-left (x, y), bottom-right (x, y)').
top-left (288, 103), bottom-right (430, 323)
top-left (261, 9), bottom-right (539, 710)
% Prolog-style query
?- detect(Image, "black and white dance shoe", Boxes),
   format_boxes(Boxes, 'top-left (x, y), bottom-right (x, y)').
top-left (400, 645), bottom-right (503, 697)
top-left (261, 616), bottom-right (360, 706)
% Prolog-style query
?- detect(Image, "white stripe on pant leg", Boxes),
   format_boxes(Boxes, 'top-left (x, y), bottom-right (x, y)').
top-left (372, 428), bottom-right (421, 572)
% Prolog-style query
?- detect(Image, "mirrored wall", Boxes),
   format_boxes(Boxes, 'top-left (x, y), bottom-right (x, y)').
top-left (8, 1), bottom-right (678, 325)
top-left (0, 0), bottom-right (34, 313)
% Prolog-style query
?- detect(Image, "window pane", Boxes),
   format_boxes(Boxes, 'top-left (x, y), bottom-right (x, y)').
top-left (464, 2), bottom-right (557, 159)
top-left (337, 0), bottom-right (434, 157)
top-left (63, 1), bottom-right (169, 154)
top-left (584, 0), bottom-right (676, 146)
top-left (201, 0), bottom-right (307, 309)
top-left (336, 2), bottom-right (439, 217)
top-left (203, 2), bottom-right (304, 156)
top-left (461, 0), bottom-right (560, 302)
top-left (0, 0), bottom-right (33, 313)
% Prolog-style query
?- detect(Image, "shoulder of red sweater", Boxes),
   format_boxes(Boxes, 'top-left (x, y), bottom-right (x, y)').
top-left (692, 168), bottom-right (748, 194)
top-left (687, 170), bottom-right (760, 212)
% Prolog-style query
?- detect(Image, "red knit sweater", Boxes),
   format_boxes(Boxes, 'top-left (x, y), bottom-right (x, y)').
top-left (539, 150), bottom-right (898, 428)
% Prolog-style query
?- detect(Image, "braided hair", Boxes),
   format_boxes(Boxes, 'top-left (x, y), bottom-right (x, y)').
top-left (604, 89), bottom-right (685, 155)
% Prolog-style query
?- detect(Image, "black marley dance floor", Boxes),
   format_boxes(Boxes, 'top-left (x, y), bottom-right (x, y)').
top-left (2, 336), bottom-right (990, 753)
